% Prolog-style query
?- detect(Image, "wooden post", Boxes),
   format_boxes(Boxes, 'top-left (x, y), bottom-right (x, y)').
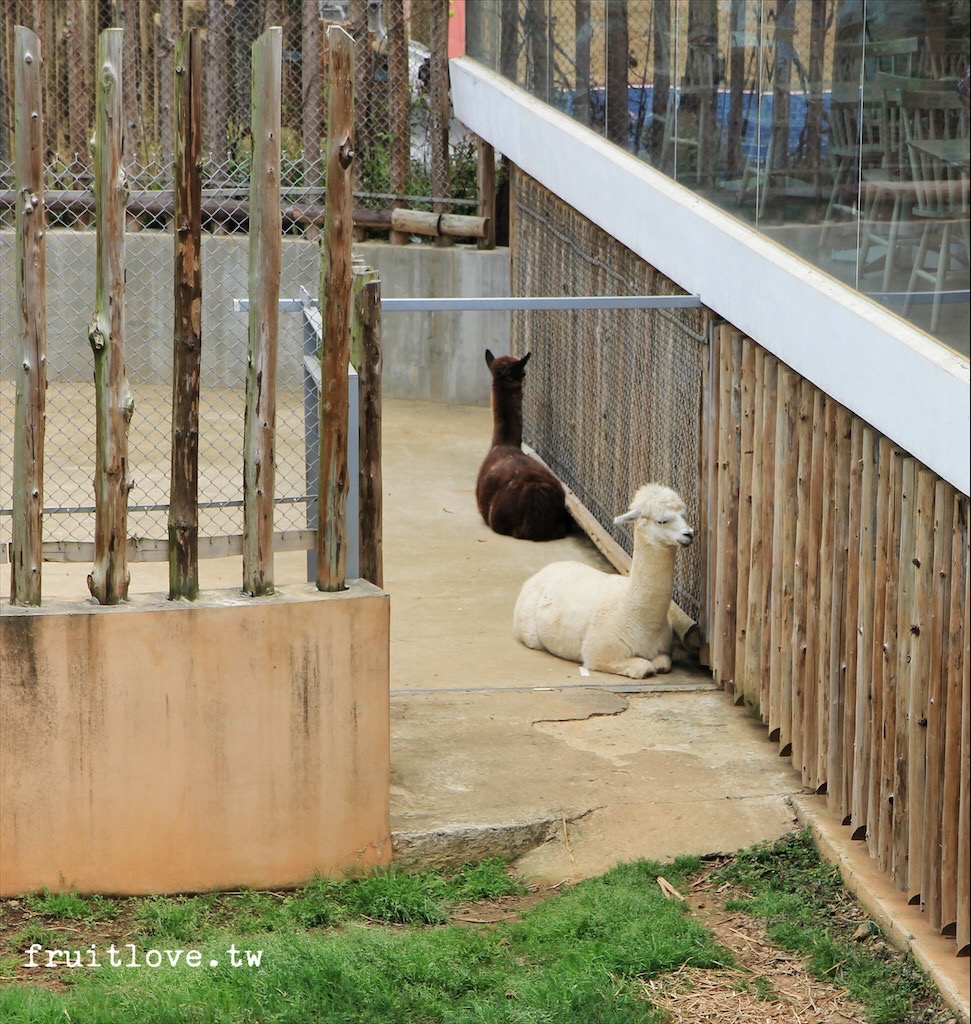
top-left (851, 426), bottom-right (878, 840)
top-left (88, 27), bottom-right (133, 606)
top-left (350, 260), bottom-right (379, 371)
top-left (770, 369), bottom-right (800, 756)
top-left (940, 494), bottom-right (968, 939)
top-left (828, 405), bottom-right (854, 820)
top-left (756, 354), bottom-right (778, 721)
top-left (476, 135), bottom-right (497, 250)
top-left (359, 278), bottom-right (383, 588)
top-left (734, 337), bottom-right (756, 710)
top-left (922, 480), bottom-right (954, 928)
top-left (10, 28), bottom-right (47, 607)
top-left (242, 27), bottom-right (282, 597)
top-left (906, 468), bottom-right (935, 903)
top-left (317, 25), bottom-right (355, 592)
top-left (168, 29), bottom-right (203, 601)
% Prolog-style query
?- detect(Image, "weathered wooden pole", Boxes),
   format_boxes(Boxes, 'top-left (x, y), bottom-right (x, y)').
top-left (350, 258), bottom-right (379, 371)
top-left (242, 26), bottom-right (283, 597)
top-left (358, 277), bottom-right (383, 588)
top-left (317, 24), bottom-right (355, 592)
top-left (88, 27), bottom-right (133, 606)
top-left (168, 29), bottom-right (203, 601)
top-left (10, 26), bottom-right (47, 606)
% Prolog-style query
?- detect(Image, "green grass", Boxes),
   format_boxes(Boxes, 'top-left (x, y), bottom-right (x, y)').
top-left (0, 842), bottom-right (953, 1024)
top-left (0, 858), bottom-right (722, 1023)
top-left (713, 829), bottom-right (950, 1024)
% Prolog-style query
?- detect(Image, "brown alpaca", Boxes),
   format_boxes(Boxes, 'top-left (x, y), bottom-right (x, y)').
top-left (476, 349), bottom-right (571, 541)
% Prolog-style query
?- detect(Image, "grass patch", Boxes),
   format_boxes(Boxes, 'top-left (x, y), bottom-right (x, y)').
top-left (714, 828), bottom-right (951, 1024)
top-left (0, 858), bottom-right (721, 1023)
top-left (0, 842), bottom-right (953, 1023)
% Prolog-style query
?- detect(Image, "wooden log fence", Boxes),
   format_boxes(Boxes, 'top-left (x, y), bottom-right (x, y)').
top-left (242, 27), bottom-right (283, 597)
top-left (317, 25), bottom-right (356, 593)
top-left (168, 29), bottom-right (203, 602)
top-left (7, 22), bottom-right (382, 604)
top-left (707, 325), bottom-right (971, 957)
top-left (87, 27), bottom-right (133, 606)
top-left (10, 26), bottom-right (47, 607)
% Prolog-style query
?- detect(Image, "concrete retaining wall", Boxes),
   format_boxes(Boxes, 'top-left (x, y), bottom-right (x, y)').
top-left (0, 232), bottom-right (509, 406)
top-left (0, 582), bottom-right (390, 895)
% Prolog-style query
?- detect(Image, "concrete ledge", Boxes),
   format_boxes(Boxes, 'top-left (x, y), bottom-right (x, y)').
top-left (0, 581), bottom-right (390, 895)
top-left (793, 794), bottom-right (970, 1024)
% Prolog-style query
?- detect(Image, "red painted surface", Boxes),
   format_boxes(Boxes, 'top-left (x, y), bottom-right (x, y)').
top-left (448, 0), bottom-right (466, 57)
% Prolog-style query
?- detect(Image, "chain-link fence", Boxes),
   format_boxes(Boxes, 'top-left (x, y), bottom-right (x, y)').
top-left (510, 168), bottom-right (710, 624)
top-left (1, 0), bottom-right (474, 563)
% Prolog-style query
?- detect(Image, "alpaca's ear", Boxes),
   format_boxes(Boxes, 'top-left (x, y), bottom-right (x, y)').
top-left (613, 508), bottom-right (640, 526)
top-left (518, 352), bottom-right (531, 369)
top-left (485, 349), bottom-right (495, 369)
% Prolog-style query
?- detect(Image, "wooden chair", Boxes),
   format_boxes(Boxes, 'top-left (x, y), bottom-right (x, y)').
top-left (820, 83), bottom-right (884, 246)
top-left (865, 37), bottom-right (921, 78)
top-left (858, 76), bottom-right (951, 289)
top-left (900, 89), bottom-right (970, 332)
top-left (922, 37), bottom-right (969, 78)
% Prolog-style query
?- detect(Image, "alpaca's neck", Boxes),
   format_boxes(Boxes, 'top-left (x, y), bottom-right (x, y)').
top-left (491, 386), bottom-right (523, 447)
top-left (627, 539), bottom-right (677, 621)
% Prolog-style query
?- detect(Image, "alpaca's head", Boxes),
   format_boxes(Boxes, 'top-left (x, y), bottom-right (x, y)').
top-left (485, 349), bottom-right (531, 390)
top-left (613, 484), bottom-right (694, 548)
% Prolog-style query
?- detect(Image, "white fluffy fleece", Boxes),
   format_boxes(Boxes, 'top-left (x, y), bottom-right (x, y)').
top-left (513, 483), bottom-right (694, 678)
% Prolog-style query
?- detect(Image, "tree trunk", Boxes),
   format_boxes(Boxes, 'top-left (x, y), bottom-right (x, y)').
top-left (725, 0), bottom-right (746, 179)
top-left (653, 0), bottom-right (671, 157)
top-left (158, 0), bottom-right (178, 170)
top-left (387, 0), bottom-right (410, 244)
top-left (500, 0), bottom-right (518, 81)
top-left (525, 0), bottom-right (550, 103)
top-left (428, 0), bottom-right (451, 245)
top-left (574, 0), bottom-right (591, 127)
top-left (301, 0), bottom-right (323, 191)
top-left (205, 0), bottom-right (230, 172)
top-left (605, 0), bottom-right (629, 148)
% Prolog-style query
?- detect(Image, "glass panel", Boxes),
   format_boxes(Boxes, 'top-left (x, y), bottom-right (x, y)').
top-left (465, 0), bottom-right (969, 358)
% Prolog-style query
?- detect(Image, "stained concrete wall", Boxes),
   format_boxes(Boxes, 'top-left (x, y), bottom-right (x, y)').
top-left (0, 582), bottom-right (390, 895)
top-left (0, 232), bottom-right (509, 406)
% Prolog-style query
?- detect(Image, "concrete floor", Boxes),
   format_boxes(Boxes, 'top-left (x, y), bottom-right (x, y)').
top-left (378, 399), bottom-right (804, 881)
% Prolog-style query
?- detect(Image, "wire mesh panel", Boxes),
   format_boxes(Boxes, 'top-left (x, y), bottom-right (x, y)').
top-left (0, 0), bottom-right (472, 563)
top-left (510, 168), bottom-right (711, 623)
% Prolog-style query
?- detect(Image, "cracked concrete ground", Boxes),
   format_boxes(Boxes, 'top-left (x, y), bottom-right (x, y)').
top-left (381, 399), bottom-right (804, 880)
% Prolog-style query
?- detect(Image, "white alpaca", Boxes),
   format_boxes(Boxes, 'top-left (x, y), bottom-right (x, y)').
top-left (513, 483), bottom-right (694, 678)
